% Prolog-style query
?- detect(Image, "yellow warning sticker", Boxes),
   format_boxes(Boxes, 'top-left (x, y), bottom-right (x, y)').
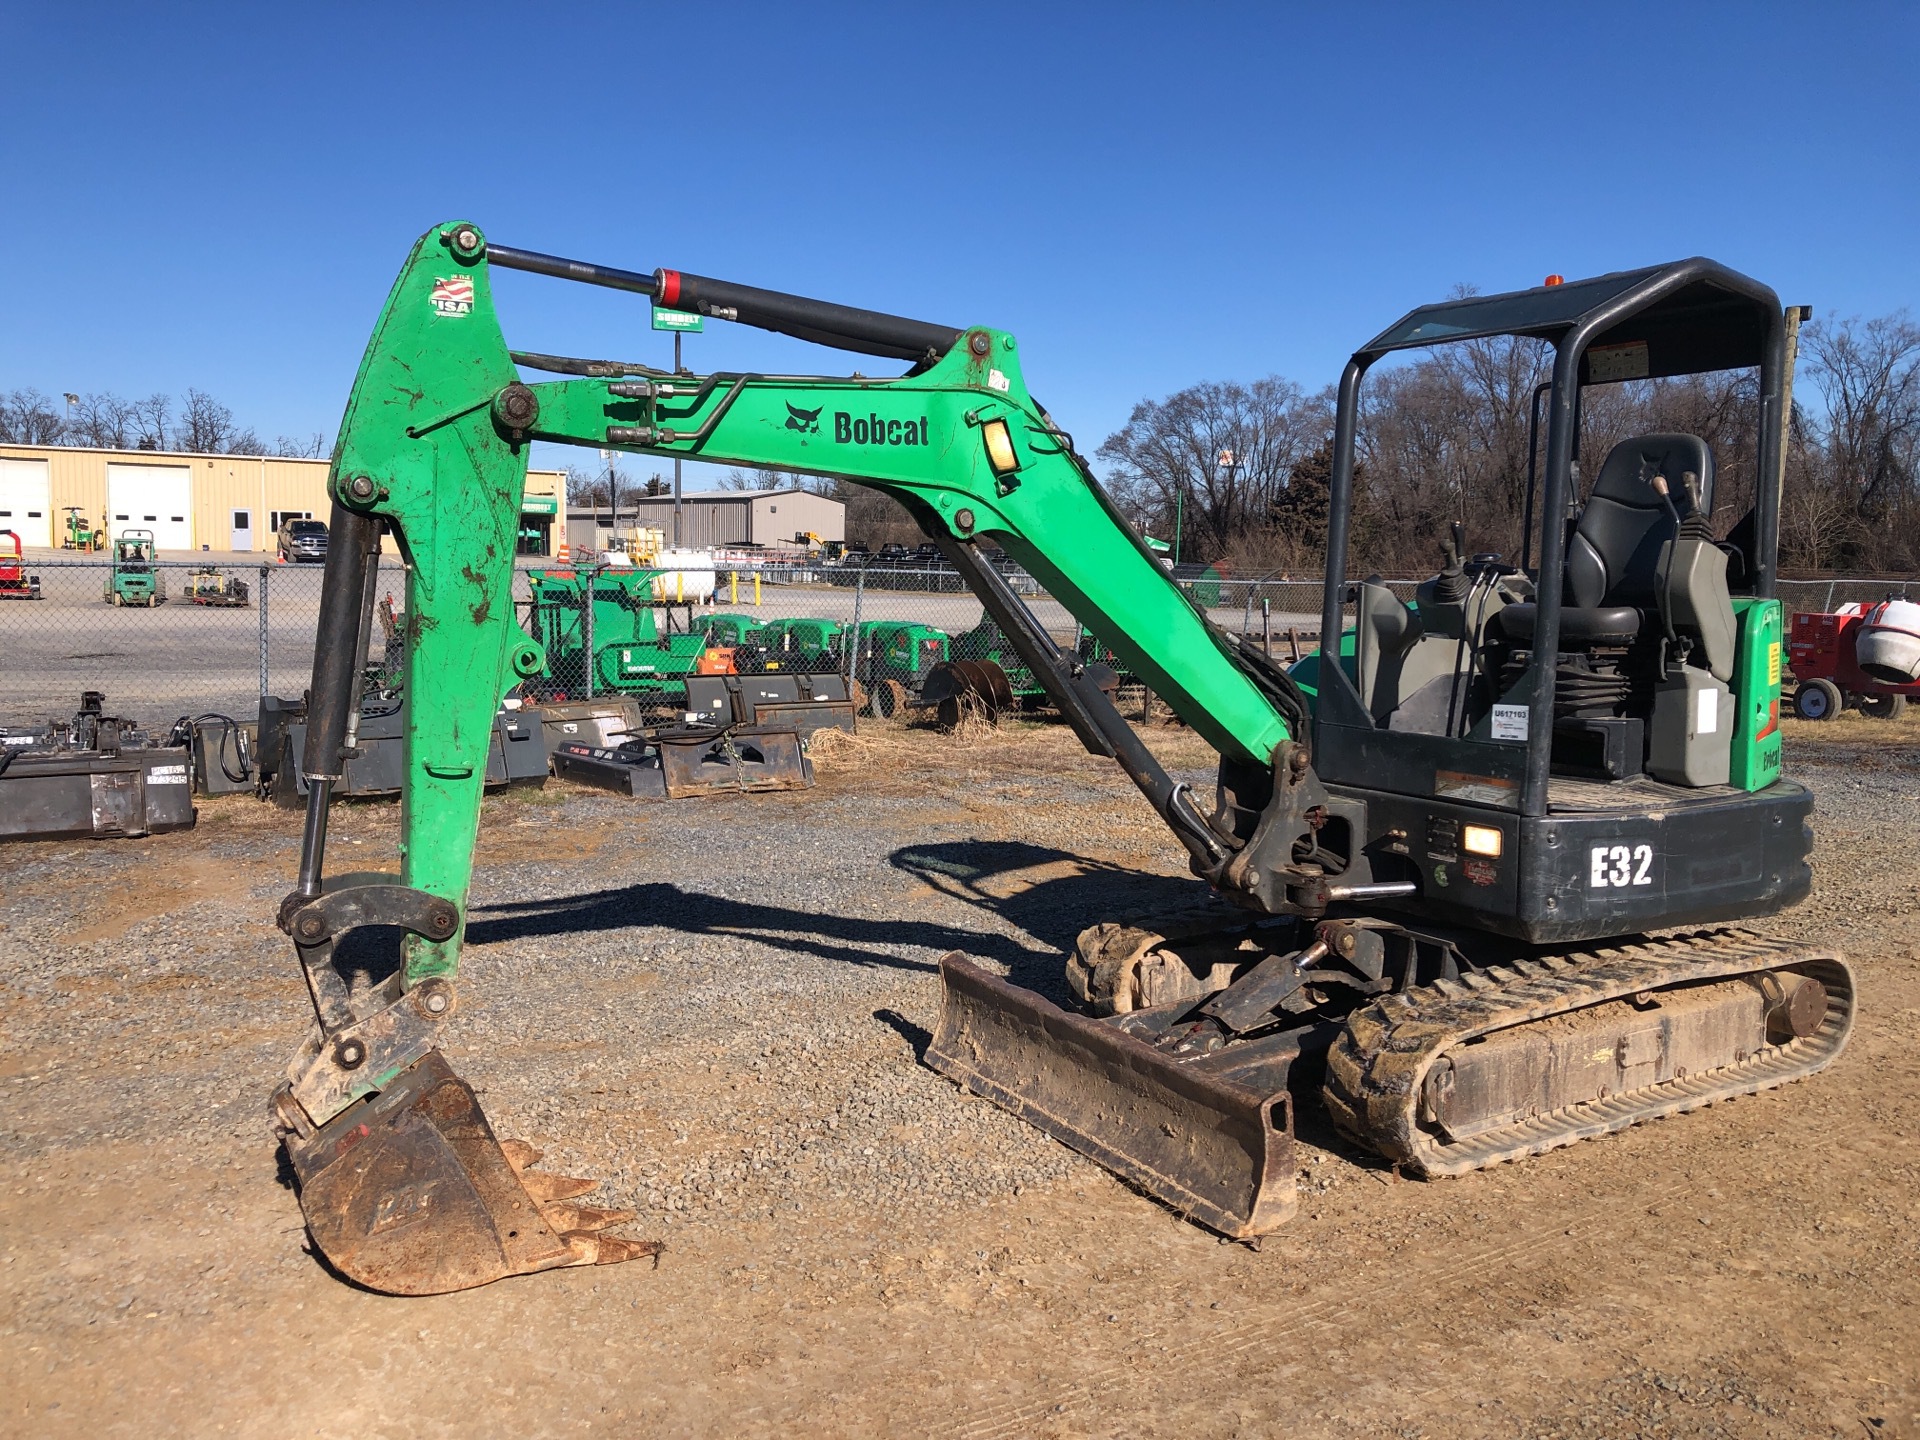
top-left (1768, 641), bottom-right (1782, 687)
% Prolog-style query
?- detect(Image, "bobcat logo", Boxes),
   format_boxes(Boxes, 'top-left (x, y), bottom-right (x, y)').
top-left (785, 402), bottom-right (823, 435)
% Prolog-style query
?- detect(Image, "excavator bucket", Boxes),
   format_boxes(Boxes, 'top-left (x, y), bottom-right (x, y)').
top-left (925, 953), bottom-right (1297, 1238)
top-left (282, 1050), bottom-right (659, 1295)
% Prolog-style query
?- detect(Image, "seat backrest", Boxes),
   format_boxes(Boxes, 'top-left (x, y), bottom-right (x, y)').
top-left (1566, 434), bottom-right (1714, 608)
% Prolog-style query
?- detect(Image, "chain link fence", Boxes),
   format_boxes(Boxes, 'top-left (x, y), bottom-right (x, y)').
top-left (1, 553), bottom-right (1912, 730)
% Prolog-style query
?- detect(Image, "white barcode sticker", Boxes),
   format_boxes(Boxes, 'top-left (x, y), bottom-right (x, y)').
top-left (1491, 704), bottom-right (1530, 741)
top-left (148, 764), bottom-right (190, 786)
top-left (1695, 686), bottom-right (1718, 735)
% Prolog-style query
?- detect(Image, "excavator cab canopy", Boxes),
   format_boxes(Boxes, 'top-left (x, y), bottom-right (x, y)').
top-left (1317, 259), bottom-right (1796, 835)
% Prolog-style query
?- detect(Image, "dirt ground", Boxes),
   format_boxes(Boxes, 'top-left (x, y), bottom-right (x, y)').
top-left (3, 712), bottom-right (1918, 1439)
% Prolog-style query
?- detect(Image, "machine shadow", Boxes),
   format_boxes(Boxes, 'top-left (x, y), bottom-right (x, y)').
top-left (465, 880), bottom-right (1036, 979)
top-left (462, 841), bottom-right (1210, 1001)
top-left (888, 839), bottom-right (1214, 1000)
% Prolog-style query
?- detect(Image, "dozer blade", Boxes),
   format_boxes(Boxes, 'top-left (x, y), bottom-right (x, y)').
top-left (283, 1050), bottom-right (659, 1295)
top-left (925, 952), bottom-right (1296, 1239)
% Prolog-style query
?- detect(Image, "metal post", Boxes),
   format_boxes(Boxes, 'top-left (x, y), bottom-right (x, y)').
top-left (607, 451), bottom-right (619, 550)
top-left (582, 566), bottom-right (595, 699)
top-left (1262, 596), bottom-right (1272, 657)
top-left (672, 331), bottom-right (684, 548)
top-left (845, 564), bottom-right (866, 678)
top-left (258, 564), bottom-right (270, 702)
top-left (1173, 484), bottom-right (1183, 568)
top-left (1824, 580), bottom-right (1835, 613)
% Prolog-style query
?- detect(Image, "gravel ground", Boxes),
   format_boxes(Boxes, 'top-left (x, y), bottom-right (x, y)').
top-left (1, 713), bottom-right (1917, 1437)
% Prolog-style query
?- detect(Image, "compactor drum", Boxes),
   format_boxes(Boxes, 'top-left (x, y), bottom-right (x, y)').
top-left (271, 226), bottom-right (1848, 1294)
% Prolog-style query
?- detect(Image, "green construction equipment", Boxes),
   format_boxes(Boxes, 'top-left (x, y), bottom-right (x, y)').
top-left (61, 507), bottom-right (102, 551)
top-left (521, 565), bottom-right (712, 699)
top-left (697, 612), bottom-right (767, 649)
top-left (850, 619), bottom-right (949, 717)
top-left (270, 223), bottom-right (1847, 1298)
top-left (104, 530), bottom-right (164, 606)
top-left (748, 617), bottom-right (844, 674)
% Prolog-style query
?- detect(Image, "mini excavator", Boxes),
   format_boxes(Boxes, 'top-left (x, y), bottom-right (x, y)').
top-left (273, 222), bottom-right (1852, 1293)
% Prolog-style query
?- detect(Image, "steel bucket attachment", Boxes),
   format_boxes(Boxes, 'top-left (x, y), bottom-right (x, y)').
top-left (921, 659), bottom-right (1015, 728)
top-left (551, 724), bottom-right (812, 799)
top-left (656, 723), bottom-right (811, 795)
top-left (279, 1050), bottom-right (658, 1296)
top-left (925, 952), bottom-right (1297, 1239)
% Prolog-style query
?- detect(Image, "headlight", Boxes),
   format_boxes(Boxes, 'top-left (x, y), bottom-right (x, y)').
top-left (981, 417), bottom-right (1019, 475)
top-left (1462, 824), bottom-right (1503, 858)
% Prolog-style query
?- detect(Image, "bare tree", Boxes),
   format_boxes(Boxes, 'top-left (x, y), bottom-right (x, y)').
top-left (1097, 377), bottom-right (1331, 564)
top-left (0, 388), bottom-right (67, 444)
top-left (272, 432), bottom-right (328, 459)
top-left (128, 393), bottom-right (171, 451)
top-left (1802, 312), bottom-right (1920, 568)
top-left (1353, 334), bottom-right (1553, 572)
top-left (67, 392), bottom-right (134, 448)
top-left (566, 463), bottom-right (610, 506)
top-left (174, 387), bottom-right (262, 454)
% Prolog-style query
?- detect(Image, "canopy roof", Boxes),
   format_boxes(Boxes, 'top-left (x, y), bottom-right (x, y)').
top-left (1361, 258), bottom-right (1781, 383)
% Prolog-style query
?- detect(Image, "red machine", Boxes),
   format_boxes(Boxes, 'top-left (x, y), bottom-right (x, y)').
top-left (0, 530), bottom-right (41, 600)
top-left (1788, 599), bottom-right (1920, 720)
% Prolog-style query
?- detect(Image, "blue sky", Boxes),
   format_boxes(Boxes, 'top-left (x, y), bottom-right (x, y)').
top-left (2, 3), bottom-right (1915, 486)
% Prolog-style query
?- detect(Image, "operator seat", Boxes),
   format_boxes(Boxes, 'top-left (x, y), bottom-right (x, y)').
top-left (1495, 433), bottom-right (1718, 656)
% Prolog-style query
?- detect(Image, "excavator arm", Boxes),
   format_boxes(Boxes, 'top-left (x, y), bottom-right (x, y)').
top-left (275, 221), bottom-right (1349, 1293)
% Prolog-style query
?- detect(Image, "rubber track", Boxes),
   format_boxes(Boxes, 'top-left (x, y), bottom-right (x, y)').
top-left (1322, 928), bottom-right (1855, 1177)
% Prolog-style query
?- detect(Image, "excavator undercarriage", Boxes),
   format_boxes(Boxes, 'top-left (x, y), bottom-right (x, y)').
top-left (274, 224), bottom-right (1852, 1292)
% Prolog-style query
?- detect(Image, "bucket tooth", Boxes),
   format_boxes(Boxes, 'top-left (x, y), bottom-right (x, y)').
top-left (925, 952), bottom-right (1296, 1239)
top-left (514, 1170), bottom-right (601, 1203)
top-left (542, 1201), bottom-right (639, 1232)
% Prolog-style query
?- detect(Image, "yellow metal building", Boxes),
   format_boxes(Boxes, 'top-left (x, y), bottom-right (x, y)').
top-left (0, 443), bottom-right (565, 555)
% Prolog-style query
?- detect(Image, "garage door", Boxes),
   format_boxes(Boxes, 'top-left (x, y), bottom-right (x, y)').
top-left (106, 463), bottom-right (193, 551)
top-left (0, 457), bottom-right (53, 549)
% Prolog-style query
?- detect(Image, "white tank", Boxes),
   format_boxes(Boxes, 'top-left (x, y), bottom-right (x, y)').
top-left (1856, 598), bottom-right (1920, 684)
top-left (649, 548), bottom-right (717, 603)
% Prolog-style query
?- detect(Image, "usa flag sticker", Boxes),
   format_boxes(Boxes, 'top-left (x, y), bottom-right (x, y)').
top-left (429, 275), bottom-right (474, 317)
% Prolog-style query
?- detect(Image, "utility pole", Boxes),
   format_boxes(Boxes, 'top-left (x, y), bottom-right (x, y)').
top-left (652, 302), bottom-right (702, 548)
top-left (672, 330), bottom-right (684, 549)
top-left (1197, 446), bottom-right (1239, 570)
top-left (606, 449), bottom-right (619, 548)
top-left (1173, 482), bottom-right (1184, 568)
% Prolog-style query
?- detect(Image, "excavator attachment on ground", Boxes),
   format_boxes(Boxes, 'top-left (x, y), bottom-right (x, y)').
top-left (929, 952), bottom-right (1298, 1237)
top-left (275, 224), bottom-right (1850, 1291)
top-left (280, 1052), bottom-right (656, 1295)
